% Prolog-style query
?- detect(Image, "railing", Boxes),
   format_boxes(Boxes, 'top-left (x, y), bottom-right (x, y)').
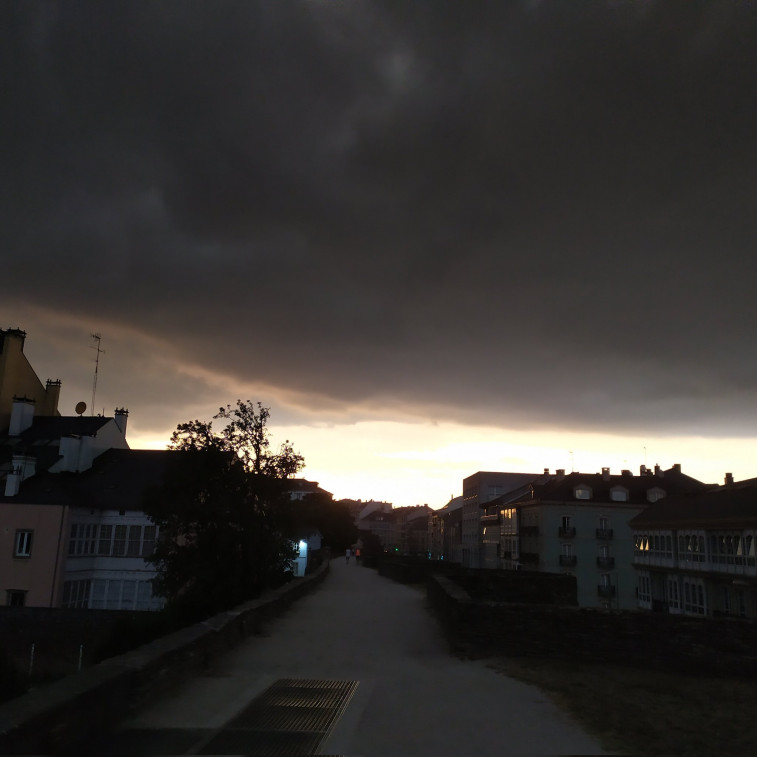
top-left (559, 555), bottom-right (577, 567)
top-left (596, 557), bottom-right (615, 569)
top-left (595, 528), bottom-right (614, 540)
top-left (558, 527), bottom-right (576, 538)
top-left (597, 584), bottom-right (616, 597)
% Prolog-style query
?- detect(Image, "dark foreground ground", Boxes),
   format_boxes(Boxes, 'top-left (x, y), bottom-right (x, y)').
top-left (109, 557), bottom-right (606, 756)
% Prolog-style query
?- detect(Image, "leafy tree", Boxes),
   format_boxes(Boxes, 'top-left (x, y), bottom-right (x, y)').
top-left (144, 401), bottom-right (304, 618)
top-left (289, 492), bottom-right (358, 553)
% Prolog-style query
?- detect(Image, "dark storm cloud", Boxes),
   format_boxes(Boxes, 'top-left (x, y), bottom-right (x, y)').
top-left (3, 1), bottom-right (757, 435)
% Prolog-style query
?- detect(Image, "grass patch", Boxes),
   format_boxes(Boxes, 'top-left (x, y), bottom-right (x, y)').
top-left (489, 656), bottom-right (757, 756)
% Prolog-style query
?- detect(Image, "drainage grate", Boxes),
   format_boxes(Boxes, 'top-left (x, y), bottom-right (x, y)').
top-left (198, 678), bottom-right (358, 756)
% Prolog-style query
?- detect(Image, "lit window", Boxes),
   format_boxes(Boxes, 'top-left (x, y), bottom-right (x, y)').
top-left (14, 530), bottom-right (33, 558)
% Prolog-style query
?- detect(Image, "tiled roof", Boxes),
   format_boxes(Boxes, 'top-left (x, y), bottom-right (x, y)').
top-left (630, 479), bottom-right (757, 529)
top-left (0, 448), bottom-right (173, 509)
top-left (521, 468), bottom-right (709, 506)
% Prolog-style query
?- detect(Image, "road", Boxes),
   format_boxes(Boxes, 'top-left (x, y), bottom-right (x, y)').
top-left (114, 557), bottom-right (609, 756)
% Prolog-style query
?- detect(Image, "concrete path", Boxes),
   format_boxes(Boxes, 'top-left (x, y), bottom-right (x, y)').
top-left (118, 558), bottom-right (609, 756)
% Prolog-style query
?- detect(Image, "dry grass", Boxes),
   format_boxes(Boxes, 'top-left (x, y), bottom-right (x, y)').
top-left (489, 656), bottom-right (757, 756)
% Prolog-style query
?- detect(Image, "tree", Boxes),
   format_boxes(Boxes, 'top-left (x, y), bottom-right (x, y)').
top-left (144, 401), bottom-right (304, 618)
top-left (289, 492), bottom-right (358, 553)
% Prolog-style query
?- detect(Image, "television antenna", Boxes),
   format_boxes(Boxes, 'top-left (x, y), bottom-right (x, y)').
top-left (90, 333), bottom-right (105, 417)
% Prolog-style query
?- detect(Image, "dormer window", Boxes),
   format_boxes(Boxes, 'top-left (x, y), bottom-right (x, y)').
top-left (610, 487), bottom-right (629, 502)
top-left (574, 485), bottom-right (592, 500)
top-left (647, 487), bottom-right (666, 503)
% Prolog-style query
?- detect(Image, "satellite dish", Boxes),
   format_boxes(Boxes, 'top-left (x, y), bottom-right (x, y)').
top-left (75, 401), bottom-right (87, 416)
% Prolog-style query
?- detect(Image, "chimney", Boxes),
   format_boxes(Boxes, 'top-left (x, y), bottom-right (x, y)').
top-left (543, 468), bottom-right (549, 475)
top-left (4, 455), bottom-right (36, 496)
top-left (9, 397), bottom-right (35, 435)
top-left (640, 464), bottom-right (648, 476)
top-left (43, 379), bottom-right (62, 416)
top-left (672, 463), bottom-right (681, 473)
top-left (601, 467), bottom-right (610, 481)
top-left (621, 469), bottom-right (632, 476)
top-left (114, 407), bottom-right (129, 436)
top-left (725, 472), bottom-right (734, 485)
top-left (555, 469), bottom-right (566, 479)
top-left (654, 464), bottom-right (662, 477)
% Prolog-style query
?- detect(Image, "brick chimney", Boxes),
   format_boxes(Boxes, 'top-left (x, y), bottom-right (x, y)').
top-left (725, 472), bottom-right (734, 485)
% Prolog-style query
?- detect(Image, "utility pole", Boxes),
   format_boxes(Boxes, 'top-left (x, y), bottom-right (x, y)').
top-left (90, 333), bottom-right (105, 416)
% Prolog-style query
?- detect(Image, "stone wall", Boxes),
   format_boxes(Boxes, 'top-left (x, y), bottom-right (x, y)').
top-left (427, 573), bottom-right (757, 677)
top-left (0, 559), bottom-right (330, 755)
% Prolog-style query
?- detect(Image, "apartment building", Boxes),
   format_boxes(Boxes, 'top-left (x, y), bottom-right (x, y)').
top-left (631, 476), bottom-right (757, 618)
top-left (499, 466), bottom-right (710, 609)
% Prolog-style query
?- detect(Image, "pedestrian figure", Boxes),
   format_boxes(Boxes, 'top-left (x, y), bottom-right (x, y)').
top-left (345, 547), bottom-right (351, 564)
top-left (355, 547), bottom-right (361, 564)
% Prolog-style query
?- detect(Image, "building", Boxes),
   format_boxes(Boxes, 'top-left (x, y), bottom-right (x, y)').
top-left (286, 479), bottom-right (333, 501)
top-left (631, 475), bottom-right (757, 618)
top-left (0, 328), bottom-right (62, 431)
top-left (430, 496), bottom-right (463, 563)
top-left (1, 327), bottom-right (165, 610)
top-left (500, 465), bottom-right (710, 609)
top-left (462, 471), bottom-right (546, 568)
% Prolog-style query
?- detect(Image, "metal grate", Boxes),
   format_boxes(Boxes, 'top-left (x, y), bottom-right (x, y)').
top-left (198, 678), bottom-right (358, 756)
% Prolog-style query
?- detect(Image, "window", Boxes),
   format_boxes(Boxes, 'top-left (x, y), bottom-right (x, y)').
top-left (14, 530), bottom-right (33, 558)
top-left (113, 525), bottom-right (128, 556)
top-left (667, 578), bottom-right (680, 611)
top-left (647, 487), bottom-right (666, 503)
top-left (574, 485), bottom-right (592, 500)
top-left (561, 516), bottom-right (571, 529)
top-left (68, 524), bottom-right (97, 556)
top-left (610, 487), bottom-right (628, 502)
top-left (61, 580), bottom-right (92, 609)
top-left (638, 573), bottom-right (651, 604)
top-left (142, 526), bottom-right (157, 556)
top-left (6, 590), bottom-right (27, 607)
top-left (683, 580), bottom-right (706, 615)
top-left (127, 525), bottom-right (142, 556)
top-left (599, 517), bottom-right (609, 531)
top-left (98, 525), bottom-right (113, 555)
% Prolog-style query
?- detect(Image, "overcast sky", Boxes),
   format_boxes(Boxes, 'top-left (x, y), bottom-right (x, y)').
top-left (3, 1), bottom-right (757, 505)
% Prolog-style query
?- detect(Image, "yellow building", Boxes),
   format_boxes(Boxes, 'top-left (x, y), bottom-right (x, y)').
top-left (0, 328), bottom-right (61, 432)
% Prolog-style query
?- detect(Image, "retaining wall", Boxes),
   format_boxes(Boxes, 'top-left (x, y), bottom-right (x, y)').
top-left (0, 559), bottom-right (330, 755)
top-left (427, 573), bottom-right (757, 677)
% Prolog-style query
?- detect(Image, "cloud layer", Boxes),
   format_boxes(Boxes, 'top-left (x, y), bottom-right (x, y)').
top-left (3, 1), bottom-right (757, 438)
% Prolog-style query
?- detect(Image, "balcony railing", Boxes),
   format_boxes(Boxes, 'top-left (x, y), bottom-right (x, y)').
top-left (596, 556), bottom-right (615, 569)
top-left (597, 584), bottom-right (616, 598)
top-left (595, 528), bottom-right (614, 540)
top-left (559, 554), bottom-right (577, 567)
top-left (558, 527), bottom-right (576, 538)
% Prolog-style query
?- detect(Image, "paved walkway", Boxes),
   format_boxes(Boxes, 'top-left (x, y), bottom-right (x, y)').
top-left (117, 558), bottom-right (609, 756)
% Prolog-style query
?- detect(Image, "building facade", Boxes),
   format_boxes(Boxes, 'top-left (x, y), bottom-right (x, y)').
top-left (461, 472), bottom-right (544, 568)
top-left (500, 465), bottom-right (709, 609)
top-left (631, 476), bottom-right (757, 618)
